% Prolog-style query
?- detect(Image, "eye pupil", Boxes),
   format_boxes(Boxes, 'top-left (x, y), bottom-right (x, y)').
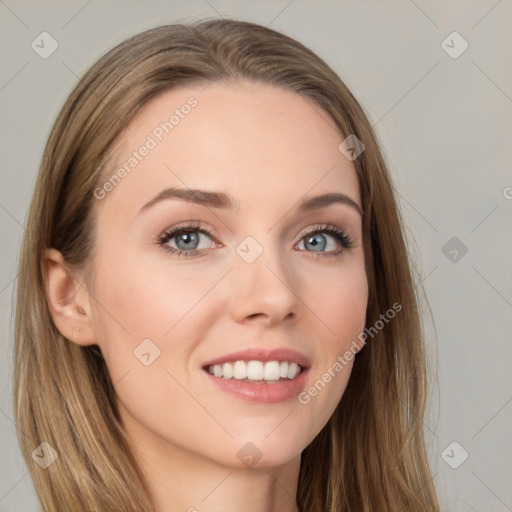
top-left (306, 234), bottom-right (326, 252)
top-left (176, 231), bottom-right (199, 249)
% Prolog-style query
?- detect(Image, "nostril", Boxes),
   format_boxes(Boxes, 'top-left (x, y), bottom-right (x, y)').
top-left (247, 313), bottom-right (265, 320)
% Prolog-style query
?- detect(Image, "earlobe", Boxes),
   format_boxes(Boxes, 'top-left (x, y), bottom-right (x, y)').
top-left (43, 248), bottom-right (97, 346)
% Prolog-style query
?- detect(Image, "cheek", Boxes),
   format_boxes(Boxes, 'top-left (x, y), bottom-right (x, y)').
top-left (91, 247), bottom-right (216, 345)
top-left (306, 257), bottom-right (368, 346)
top-left (88, 245), bottom-right (232, 411)
top-left (88, 252), bottom-right (217, 450)
top-left (296, 259), bottom-right (367, 426)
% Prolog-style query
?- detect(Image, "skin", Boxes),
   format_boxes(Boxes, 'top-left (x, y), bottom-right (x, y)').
top-left (45, 81), bottom-right (368, 512)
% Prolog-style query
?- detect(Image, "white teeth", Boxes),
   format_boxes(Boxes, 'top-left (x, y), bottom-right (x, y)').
top-left (233, 361), bottom-right (246, 380)
top-left (264, 361), bottom-right (280, 381)
top-left (222, 362), bottom-right (233, 379)
top-left (287, 362), bottom-right (298, 379)
top-left (247, 361), bottom-right (264, 380)
top-left (206, 360), bottom-right (302, 381)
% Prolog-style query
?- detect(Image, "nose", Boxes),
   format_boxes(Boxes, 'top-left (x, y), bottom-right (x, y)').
top-left (228, 240), bottom-right (301, 327)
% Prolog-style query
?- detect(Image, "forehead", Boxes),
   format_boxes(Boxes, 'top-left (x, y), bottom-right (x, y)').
top-left (95, 81), bottom-right (360, 221)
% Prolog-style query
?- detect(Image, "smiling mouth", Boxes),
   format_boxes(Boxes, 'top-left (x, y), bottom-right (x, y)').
top-left (204, 360), bottom-right (302, 383)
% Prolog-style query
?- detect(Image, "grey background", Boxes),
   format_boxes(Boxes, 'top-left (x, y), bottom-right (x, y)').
top-left (1, 1), bottom-right (511, 510)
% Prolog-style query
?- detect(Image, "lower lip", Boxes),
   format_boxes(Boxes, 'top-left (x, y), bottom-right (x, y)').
top-left (203, 368), bottom-right (309, 404)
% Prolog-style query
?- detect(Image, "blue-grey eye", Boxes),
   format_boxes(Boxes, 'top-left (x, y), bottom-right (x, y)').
top-left (304, 233), bottom-right (327, 252)
top-left (297, 228), bottom-right (348, 253)
top-left (159, 224), bottom-right (214, 254)
top-left (175, 231), bottom-right (200, 250)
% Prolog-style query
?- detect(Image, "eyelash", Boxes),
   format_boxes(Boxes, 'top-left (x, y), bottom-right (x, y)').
top-left (157, 221), bottom-right (353, 259)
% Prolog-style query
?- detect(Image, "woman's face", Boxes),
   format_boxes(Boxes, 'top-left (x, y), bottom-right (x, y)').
top-left (87, 81), bottom-right (368, 469)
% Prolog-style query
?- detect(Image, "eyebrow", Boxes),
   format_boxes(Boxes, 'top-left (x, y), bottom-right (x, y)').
top-left (139, 187), bottom-right (362, 217)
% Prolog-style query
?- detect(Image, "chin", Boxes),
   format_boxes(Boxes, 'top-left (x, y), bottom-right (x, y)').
top-left (223, 430), bottom-right (308, 470)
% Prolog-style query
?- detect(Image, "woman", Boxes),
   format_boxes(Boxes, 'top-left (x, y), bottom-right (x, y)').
top-left (14, 19), bottom-right (440, 511)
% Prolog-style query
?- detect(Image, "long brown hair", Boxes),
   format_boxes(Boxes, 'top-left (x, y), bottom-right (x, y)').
top-left (14, 19), bottom-right (440, 511)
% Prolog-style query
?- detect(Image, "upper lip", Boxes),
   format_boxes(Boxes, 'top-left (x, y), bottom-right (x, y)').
top-left (202, 347), bottom-right (311, 369)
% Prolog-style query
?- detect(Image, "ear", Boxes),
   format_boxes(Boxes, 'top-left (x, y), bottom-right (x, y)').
top-left (43, 248), bottom-right (98, 346)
